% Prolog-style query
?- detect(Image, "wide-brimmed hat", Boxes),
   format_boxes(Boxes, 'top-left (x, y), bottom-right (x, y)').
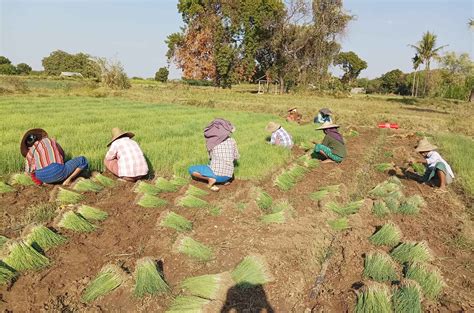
top-left (415, 138), bottom-right (437, 152)
top-left (20, 128), bottom-right (48, 157)
top-left (107, 127), bottom-right (135, 146)
top-left (265, 122), bottom-right (281, 133)
top-left (316, 122), bottom-right (339, 130)
top-left (288, 107), bottom-right (297, 112)
top-left (319, 108), bottom-right (333, 115)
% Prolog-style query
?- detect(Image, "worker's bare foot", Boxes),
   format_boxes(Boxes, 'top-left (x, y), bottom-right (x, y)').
top-left (62, 179), bottom-right (72, 186)
top-left (209, 185), bottom-right (220, 192)
top-left (321, 159), bottom-right (335, 164)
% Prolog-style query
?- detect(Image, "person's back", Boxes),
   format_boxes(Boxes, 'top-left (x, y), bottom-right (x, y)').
top-left (209, 138), bottom-right (239, 178)
top-left (25, 138), bottom-right (64, 172)
top-left (271, 127), bottom-right (293, 148)
top-left (108, 137), bottom-right (148, 177)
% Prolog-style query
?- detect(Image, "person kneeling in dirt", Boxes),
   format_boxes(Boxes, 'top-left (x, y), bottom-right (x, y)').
top-left (21, 128), bottom-right (88, 186)
top-left (265, 122), bottom-right (293, 148)
top-left (188, 118), bottom-right (239, 192)
top-left (286, 107), bottom-right (302, 123)
top-left (312, 122), bottom-right (347, 164)
top-left (314, 108), bottom-right (333, 124)
top-left (410, 138), bottom-right (454, 190)
top-left (104, 128), bottom-right (148, 182)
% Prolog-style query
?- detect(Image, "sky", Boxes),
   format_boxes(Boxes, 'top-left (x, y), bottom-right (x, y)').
top-left (1, 0), bottom-right (473, 79)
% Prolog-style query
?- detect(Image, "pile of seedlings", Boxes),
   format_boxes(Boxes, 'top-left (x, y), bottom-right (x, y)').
top-left (310, 184), bottom-right (340, 202)
top-left (136, 193), bottom-right (168, 208)
top-left (174, 236), bottom-right (213, 262)
top-left (82, 264), bottom-right (127, 303)
top-left (24, 224), bottom-right (66, 252)
top-left (274, 164), bottom-right (308, 191)
top-left (0, 260), bottom-right (17, 285)
top-left (369, 222), bottom-right (402, 247)
top-left (177, 185), bottom-right (209, 208)
top-left (56, 188), bottom-right (84, 205)
top-left (72, 178), bottom-right (104, 193)
top-left (355, 282), bottom-right (392, 313)
top-left (260, 199), bottom-right (294, 224)
top-left (56, 210), bottom-right (97, 233)
top-left (2, 240), bottom-right (50, 272)
top-left (392, 280), bottom-right (423, 313)
top-left (92, 173), bottom-right (116, 188)
top-left (159, 210), bottom-right (193, 232)
top-left (374, 162), bottom-right (395, 173)
top-left (9, 173), bottom-right (35, 186)
top-left (0, 181), bottom-right (15, 193)
top-left (133, 257), bottom-right (169, 297)
top-left (297, 154), bottom-right (320, 169)
top-left (77, 205), bottom-right (108, 221)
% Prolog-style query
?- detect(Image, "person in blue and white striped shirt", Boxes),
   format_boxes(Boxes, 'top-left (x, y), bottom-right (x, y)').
top-left (265, 122), bottom-right (293, 148)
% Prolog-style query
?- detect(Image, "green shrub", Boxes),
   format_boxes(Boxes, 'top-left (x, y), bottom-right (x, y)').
top-left (405, 262), bottom-right (444, 299)
top-left (390, 241), bottom-right (433, 264)
top-left (82, 264), bottom-right (125, 303)
top-left (369, 222), bottom-right (401, 247)
top-left (134, 257), bottom-right (169, 297)
top-left (231, 255), bottom-right (273, 287)
top-left (363, 252), bottom-right (398, 282)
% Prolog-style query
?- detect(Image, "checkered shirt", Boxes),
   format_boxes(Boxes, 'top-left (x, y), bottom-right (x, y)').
top-left (209, 138), bottom-right (239, 177)
top-left (270, 127), bottom-right (293, 148)
top-left (105, 137), bottom-right (148, 177)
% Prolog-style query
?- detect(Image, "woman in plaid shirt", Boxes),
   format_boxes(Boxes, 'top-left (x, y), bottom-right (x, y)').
top-left (189, 118), bottom-right (239, 192)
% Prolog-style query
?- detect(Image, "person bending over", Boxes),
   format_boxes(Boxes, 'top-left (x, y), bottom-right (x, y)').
top-left (313, 122), bottom-right (347, 164)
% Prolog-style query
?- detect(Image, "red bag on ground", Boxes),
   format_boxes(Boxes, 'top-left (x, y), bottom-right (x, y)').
top-left (378, 122), bottom-right (399, 129)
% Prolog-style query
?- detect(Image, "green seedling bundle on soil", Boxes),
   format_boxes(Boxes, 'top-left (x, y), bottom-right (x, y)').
top-left (181, 273), bottom-right (227, 299)
top-left (166, 295), bottom-right (210, 313)
top-left (137, 194), bottom-right (168, 208)
top-left (260, 210), bottom-right (286, 224)
top-left (178, 195), bottom-right (208, 208)
top-left (92, 173), bottom-right (116, 187)
top-left (384, 196), bottom-right (401, 212)
top-left (25, 225), bottom-right (66, 251)
top-left (56, 188), bottom-right (84, 205)
top-left (405, 194), bottom-right (425, 208)
top-left (363, 252), bottom-right (398, 282)
top-left (412, 163), bottom-right (426, 175)
top-left (169, 176), bottom-right (188, 187)
top-left (160, 211), bottom-right (193, 232)
top-left (405, 262), bottom-right (444, 299)
top-left (369, 181), bottom-right (401, 199)
top-left (328, 217), bottom-right (350, 231)
top-left (0, 235), bottom-right (8, 248)
top-left (297, 154), bottom-right (319, 169)
top-left (0, 181), bottom-right (14, 193)
top-left (320, 184), bottom-right (341, 193)
top-left (185, 185), bottom-right (209, 197)
top-left (256, 190), bottom-right (272, 211)
top-left (355, 283), bottom-right (392, 313)
top-left (134, 181), bottom-right (160, 195)
top-left (369, 222), bottom-right (401, 247)
top-left (77, 205), bottom-right (108, 221)
top-left (176, 236), bottom-right (213, 262)
top-left (387, 176), bottom-right (402, 186)
top-left (3, 240), bottom-right (49, 271)
top-left (82, 264), bottom-right (125, 303)
top-left (0, 261), bottom-right (17, 285)
top-left (73, 178), bottom-right (103, 193)
top-left (231, 255), bottom-right (273, 287)
top-left (328, 199), bottom-right (364, 216)
top-left (58, 211), bottom-right (96, 232)
top-left (390, 241), bottom-right (433, 264)
top-left (310, 189), bottom-right (329, 201)
top-left (393, 280), bottom-right (422, 313)
top-left (374, 163), bottom-right (394, 172)
top-left (9, 173), bottom-right (35, 186)
top-left (397, 201), bottom-right (420, 215)
top-left (299, 142), bottom-right (313, 151)
top-left (155, 177), bottom-right (178, 192)
top-left (134, 257), bottom-right (169, 297)
top-left (372, 200), bottom-right (390, 217)
top-left (271, 199), bottom-right (293, 213)
top-left (274, 165), bottom-right (308, 191)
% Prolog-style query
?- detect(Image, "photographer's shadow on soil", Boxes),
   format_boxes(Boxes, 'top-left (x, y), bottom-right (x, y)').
top-left (220, 284), bottom-right (274, 313)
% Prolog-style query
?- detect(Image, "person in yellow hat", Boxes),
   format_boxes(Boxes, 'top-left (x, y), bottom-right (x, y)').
top-left (104, 128), bottom-right (149, 182)
top-left (313, 122), bottom-right (347, 163)
top-left (410, 138), bottom-right (454, 189)
top-left (265, 122), bottom-right (293, 148)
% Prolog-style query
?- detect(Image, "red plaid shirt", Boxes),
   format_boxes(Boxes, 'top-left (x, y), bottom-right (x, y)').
top-left (105, 137), bottom-right (148, 177)
top-left (25, 138), bottom-right (64, 173)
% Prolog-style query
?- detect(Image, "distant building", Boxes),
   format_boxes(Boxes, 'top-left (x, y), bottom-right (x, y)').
top-left (60, 72), bottom-right (83, 78)
top-left (350, 87), bottom-right (366, 94)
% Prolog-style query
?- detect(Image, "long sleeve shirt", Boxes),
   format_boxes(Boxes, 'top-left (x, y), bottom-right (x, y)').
top-left (209, 138), bottom-right (239, 177)
top-left (105, 137), bottom-right (148, 177)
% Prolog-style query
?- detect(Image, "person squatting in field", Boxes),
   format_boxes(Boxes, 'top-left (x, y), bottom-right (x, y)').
top-left (265, 122), bottom-right (293, 148)
top-left (21, 128), bottom-right (88, 186)
top-left (410, 138), bottom-right (454, 190)
top-left (313, 122), bottom-right (347, 164)
top-left (286, 107), bottom-right (302, 123)
top-left (104, 127), bottom-right (149, 182)
top-left (188, 118), bottom-right (240, 192)
top-left (314, 107), bottom-right (333, 124)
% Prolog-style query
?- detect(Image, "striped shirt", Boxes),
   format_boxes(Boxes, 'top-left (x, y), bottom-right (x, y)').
top-left (210, 138), bottom-right (239, 177)
top-left (25, 138), bottom-right (64, 173)
top-left (105, 137), bottom-right (148, 177)
top-left (270, 127), bottom-right (293, 148)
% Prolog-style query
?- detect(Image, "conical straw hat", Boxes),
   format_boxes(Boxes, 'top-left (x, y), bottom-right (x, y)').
top-left (107, 128), bottom-right (135, 146)
top-left (265, 122), bottom-right (281, 133)
top-left (415, 138), bottom-right (437, 152)
top-left (316, 121), bottom-right (339, 130)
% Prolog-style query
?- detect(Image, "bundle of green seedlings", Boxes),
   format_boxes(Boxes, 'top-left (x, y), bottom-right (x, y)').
top-left (374, 163), bottom-right (394, 172)
top-left (178, 194), bottom-right (208, 208)
top-left (165, 295), bottom-right (210, 313)
top-left (412, 163), bottom-right (426, 176)
top-left (297, 154), bottom-right (320, 169)
top-left (9, 173), bottom-right (35, 186)
top-left (347, 129), bottom-right (360, 137)
top-left (185, 185), bottom-right (209, 197)
top-left (369, 180), bottom-right (402, 199)
top-left (363, 252), bottom-right (398, 282)
top-left (77, 205), bottom-right (108, 221)
top-left (0, 261), bottom-right (17, 285)
top-left (0, 181), bottom-right (15, 193)
top-left (384, 196), bottom-right (401, 212)
top-left (372, 200), bottom-right (390, 217)
top-left (181, 272), bottom-right (231, 300)
top-left (392, 280), bottom-right (422, 313)
top-left (327, 199), bottom-right (365, 216)
top-left (82, 264), bottom-right (126, 303)
top-left (56, 188), bottom-right (84, 205)
top-left (231, 254), bottom-right (273, 287)
top-left (328, 217), bottom-right (350, 231)
top-left (397, 195), bottom-right (426, 215)
top-left (175, 236), bottom-right (213, 262)
top-left (154, 177), bottom-right (178, 193)
top-left (298, 142), bottom-right (313, 151)
top-left (274, 164), bottom-right (308, 191)
top-left (369, 222), bottom-right (402, 247)
top-left (390, 241), bottom-right (433, 264)
top-left (0, 235), bottom-right (8, 248)
top-left (92, 173), bottom-right (116, 187)
top-left (134, 181), bottom-right (160, 195)
top-left (355, 283), bottom-right (393, 313)
top-left (255, 189), bottom-right (273, 211)
top-left (169, 176), bottom-right (188, 188)
top-left (137, 193), bottom-right (168, 208)
top-left (134, 257), bottom-right (169, 297)
top-left (25, 225), bottom-right (66, 251)
top-left (72, 178), bottom-right (104, 193)
top-left (260, 200), bottom-right (294, 224)
top-left (159, 210), bottom-right (193, 232)
top-left (58, 210), bottom-right (96, 232)
top-left (310, 184), bottom-right (340, 201)
top-left (3, 240), bottom-right (50, 272)
top-left (405, 262), bottom-right (444, 299)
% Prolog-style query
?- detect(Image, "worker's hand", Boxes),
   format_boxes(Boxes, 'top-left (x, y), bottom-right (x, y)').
top-left (407, 158), bottom-right (415, 165)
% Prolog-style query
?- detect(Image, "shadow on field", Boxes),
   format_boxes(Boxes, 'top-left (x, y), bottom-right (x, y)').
top-left (385, 97), bottom-right (419, 105)
top-left (220, 284), bottom-right (275, 313)
top-left (403, 107), bottom-right (449, 114)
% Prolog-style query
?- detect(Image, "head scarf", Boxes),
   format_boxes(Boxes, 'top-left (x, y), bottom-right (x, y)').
top-left (204, 118), bottom-right (235, 153)
top-left (324, 128), bottom-right (344, 144)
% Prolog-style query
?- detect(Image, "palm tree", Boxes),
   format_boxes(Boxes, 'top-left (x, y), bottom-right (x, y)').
top-left (410, 31), bottom-right (447, 96)
top-left (411, 54), bottom-right (423, 97)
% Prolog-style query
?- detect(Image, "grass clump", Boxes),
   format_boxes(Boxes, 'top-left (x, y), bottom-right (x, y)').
top-left (166, 296), bottom-right (210, 313)
top-left (137, 194), bottom-right (168, 208)
top-left (372, 200), bottom-right (390, 217)
top-left (299, 142), bottom-right (313, 151)
top-left (9, 173), bottom-right (35, 186)
top-left (405, 262), bottom-right (444, 299)
top-left (256, 190), bottom-right (272, 211)
top-left (298, 154), bottom-right (320, 169)
top-left (181, 273), bottom-right (226, 299)
top-left (155, 177), bottom-right (178, 192)
top-left (178, 195), bottom-right (208, 208)
top-left (77, 205), bottom-right (108, 221)
top-left (328, 199), bottom-right (364, 216)
top-left (58, 211), bottom-right (97, 232)
top-left (92, 173), bottom-right (116, 187)
top-left (374, 163), bottom-right (394, 172)
top-left (134, 181), bottom-right (160, 195)
top-left (369, 222), bottom-right (401, 247)
top-left (185, 185), bottom-right (209, 197)
top-left (0, 181), bottom-right (14, 193)
top-left (176, 236), bottom-right (213, 262)
top-left (134, 257), bottom-right (169, 297)
top-left (56, 188), bottom-right (84, 205)
top-left (397, 201), bottom-right (419, 215)
top-left (73, 178), bottom-right (103, 192)
top-left (260, 211), bottom-right (286, 224)
top-left (355, 283), bottom-right (392, 313)
top-left (393, 280), bottom-right (422, 313)
top-left (412, 163), bottom-right (425, 175)
top-left (82, 264), bottom-right (125, 303)
top-left (274, 165), bottom-right (308, 191)
top-left (0, 235), bottom-right (9, 248)
top-left (25, 203), bottom-right (57, 224)
top-left (310, 190), bottom-right (329, 201)
top-left (160, 211), bottom-right (192, 232)
top-left (25, 225), bottom-right (66, 251)
top-left (169, 176), bottom-right (188, 187)
top-left (363, 252), bottom-right (398, 282)
top-left (384, 196), bottom-right (401, 212)
top-left (328, 217), bottom-right (350, 231)
top-left (0, 261), bottom-right (17, 285)
top-left (231, 255), bottom-right (273, 287)
top-left (390, 241), bottom-right (433, 264)
top-left (3, 240), bottom-right (50, 271)
top-left (369, 181), bottom-right (401, 199)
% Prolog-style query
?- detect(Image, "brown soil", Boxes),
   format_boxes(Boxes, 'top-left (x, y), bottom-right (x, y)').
top-left (1, 129), bottom-right (472, 312)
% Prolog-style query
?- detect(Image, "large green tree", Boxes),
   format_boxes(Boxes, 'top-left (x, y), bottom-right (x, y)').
top-left (16, 63), bottom-right (32, 75)
top-left (333, 51), bottom-right (367, 85)
top-left (42, 50), bottom-right (100, 78)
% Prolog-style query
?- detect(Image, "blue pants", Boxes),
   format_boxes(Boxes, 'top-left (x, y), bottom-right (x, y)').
top-left (35, 156), bottom-right (89, 184)
top-left (188, 165), bottom-right (231, 183)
